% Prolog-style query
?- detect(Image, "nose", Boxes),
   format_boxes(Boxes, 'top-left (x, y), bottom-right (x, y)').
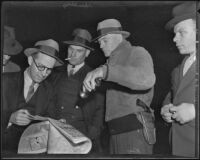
top-left (41, 68), bottom-right (50, 77)
top-left (173, 33), bottom-right (178, 43)
top-left (70, 49), bottom-right (77, 58)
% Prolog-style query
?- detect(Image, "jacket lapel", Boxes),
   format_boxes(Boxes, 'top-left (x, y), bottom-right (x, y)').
top-left (174, 60), bottom-right (196, 97)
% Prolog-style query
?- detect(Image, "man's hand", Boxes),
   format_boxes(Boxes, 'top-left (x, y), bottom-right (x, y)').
top-left (170, 103), bottom-right (195, 124)
top-left (83, 66), bottom-right (105, 92)
top-left (59, 118), bottom-right (66, 123)
top-left (161, 103), bottom-right (174, 123)
top-left (9, 109), bottom-right (32, 126)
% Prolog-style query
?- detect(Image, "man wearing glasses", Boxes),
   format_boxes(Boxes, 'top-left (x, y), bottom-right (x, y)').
top-left (2, 39), bottom-right (64, 153)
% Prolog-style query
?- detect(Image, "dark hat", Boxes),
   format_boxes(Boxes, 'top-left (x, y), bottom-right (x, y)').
top-left (165, 2), bottom-right (199, 30)
top-left (24, 39), bottom-right (64, 67)
top-left (3, 26), bottom-right (23, 55)
top-left (93, 19), bottom-right (130, 41)
top-left (63, 28), bottom-right (94, 51)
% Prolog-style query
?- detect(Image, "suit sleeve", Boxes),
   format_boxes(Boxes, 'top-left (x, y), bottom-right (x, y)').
top-left (106, 47), bottom-right (156, 90)
top-left (2, 75), bottom-right (14, 130)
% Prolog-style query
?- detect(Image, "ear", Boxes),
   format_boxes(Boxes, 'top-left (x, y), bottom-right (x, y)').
top-left (85, 49), bottom-right (90, 57)
top-left (28, 56), bottom-right (33, 66)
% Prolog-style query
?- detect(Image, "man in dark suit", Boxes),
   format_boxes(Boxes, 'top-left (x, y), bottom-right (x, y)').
top-left (2, 39), bottom-right (64, 153)
top-left (161, 2), bottom-right (199, 157)
top-left (48, 28), bottom-right (105, 154)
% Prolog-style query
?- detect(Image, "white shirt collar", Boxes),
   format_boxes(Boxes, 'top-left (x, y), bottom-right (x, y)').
top-left (24, 68), bottom-right (39, 92)
top-left (68, 62), bottom-right (85, 74)
top-left (24, 68), bottom-right (34, 85)
top-left (183, 52), bottom-right (196, 76)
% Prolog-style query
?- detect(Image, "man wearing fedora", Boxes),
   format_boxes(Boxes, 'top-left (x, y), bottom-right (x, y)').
top-left (83, 19), bottom-right (156, 154)
top-left (3, 26), bottom-right (23, 73)
top-left (2, 39), bottom-right (64, 153)
top-left (161, 2), bottom-right (199, 157)
top-left (48, 28), bottom-right (105, 154)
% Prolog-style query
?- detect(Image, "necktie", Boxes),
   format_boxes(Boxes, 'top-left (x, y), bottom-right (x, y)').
top-left (26, 81), bottom-right (35, 102)
top-left (68, 66), bottom-right (75, 76)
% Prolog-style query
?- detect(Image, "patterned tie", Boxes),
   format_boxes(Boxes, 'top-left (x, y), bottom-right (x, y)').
top-left (68, 65), bottom-right (75, 76)
top-left (26, 81), bottom-right (35, 102)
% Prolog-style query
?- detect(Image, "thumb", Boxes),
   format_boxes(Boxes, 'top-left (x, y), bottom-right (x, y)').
top-left (22, 109), bottom-right (30, 115)
top-left (169, 107), bottom-right (177, 113)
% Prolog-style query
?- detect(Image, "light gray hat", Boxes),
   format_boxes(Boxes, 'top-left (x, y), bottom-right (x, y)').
top-left (93, 19), bottom-right (130, 41)
top-left (24, 39), bottom-right (64, 67)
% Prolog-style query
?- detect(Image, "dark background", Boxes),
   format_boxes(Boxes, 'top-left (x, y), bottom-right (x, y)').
top-left (2, 1), bottom-right (186, 155)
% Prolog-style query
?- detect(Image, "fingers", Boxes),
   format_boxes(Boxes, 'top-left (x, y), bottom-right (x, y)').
top-left (83, 73), bottom-right (92, 92)
top-left (83, 73), bottom-right (97, 92)
top-left (59, 119), bottom-right (66, 123)
top-left (161, 103), bottom-right (173, 115)
top-left (10, 109), bottom-right (32, 126)
top-left (169, 107), bottom-right (177, 114)
top-left (161, 104), bottom-right (175, 123)
top-left (162, 112), bottom-right (174, 123)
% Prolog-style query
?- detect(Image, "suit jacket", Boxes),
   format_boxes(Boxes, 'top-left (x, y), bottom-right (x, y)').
top-left (2, 71), bottom-right (55, 152)
top-left (48, 64), bottom-right (105, 140)
top-left (163, 57), bottom-right (196, 157)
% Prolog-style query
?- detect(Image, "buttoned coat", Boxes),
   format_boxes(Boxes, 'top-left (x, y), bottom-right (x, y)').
top-left (163, 56), bottom-right (196, 157)
top-left (2, 71), bottom-right (55, 152)
top-left (47, 64), bottom-right (105, 144)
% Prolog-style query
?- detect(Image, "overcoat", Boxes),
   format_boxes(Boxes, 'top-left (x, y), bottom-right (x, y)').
top-left (163, 56), bottom-right (196, 157)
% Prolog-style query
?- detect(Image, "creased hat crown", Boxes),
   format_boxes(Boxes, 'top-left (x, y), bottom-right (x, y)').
top-left (24, 39), bottom-right (63, 66)
top-left (165, 2), bottom-right (199, 30)
top-left (3, 26), bottom-right (23, 55)
top-left (63, 28), bottom-right (94, 51)
top-left (93, 19), bottom-right (130, 41)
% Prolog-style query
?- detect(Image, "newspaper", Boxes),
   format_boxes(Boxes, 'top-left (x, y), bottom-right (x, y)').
top-left (18, 115), bottom-right (92, 154)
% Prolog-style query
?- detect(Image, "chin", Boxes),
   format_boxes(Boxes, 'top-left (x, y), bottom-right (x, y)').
top-left (104, 52), bottom-right (110, 57)
top-left (69, 61), bottom-right (76, 65)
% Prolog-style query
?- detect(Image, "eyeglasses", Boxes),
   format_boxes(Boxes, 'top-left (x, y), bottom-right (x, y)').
top-left (32, 58), bottom-right (53, 73)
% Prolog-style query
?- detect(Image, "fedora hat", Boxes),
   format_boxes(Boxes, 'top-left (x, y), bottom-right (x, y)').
top-left (63, 28), bottom-right (94, 51)
top-left (18, 120), bottom-right (92, 154)
top-left (93, 19), bottom-right (130, 41)
top-left (165, 2), bottom-right (199, 30)
top-left (3, 26), bottom-right (23, 55)
top-left (24, 39), bottom-right (64, 67)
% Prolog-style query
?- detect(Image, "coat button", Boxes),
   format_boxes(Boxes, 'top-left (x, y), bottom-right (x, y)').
top-left (61, 106), bottom-right (64, 110)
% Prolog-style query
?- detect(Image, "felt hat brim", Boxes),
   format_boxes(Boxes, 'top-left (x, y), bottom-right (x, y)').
top-left (63, 41), bottom-right (94, 51)
top-left (92, 30), bottom-right (130, 42)
top-left (24, 47), bottom-right (64, 67)
top-left (165, 12), bottom-right (196, 30)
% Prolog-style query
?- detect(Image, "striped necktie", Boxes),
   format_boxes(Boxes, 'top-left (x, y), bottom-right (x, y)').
top-left (26, 81), bottom-right (35, 102)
